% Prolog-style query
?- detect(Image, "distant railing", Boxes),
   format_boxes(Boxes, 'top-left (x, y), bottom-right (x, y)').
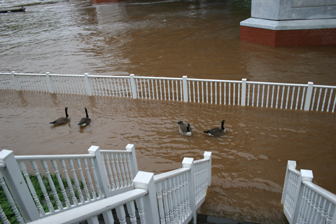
top-left (281, 161), bottom-right (336, 224)
top-left (0, 72), bottom-right (335, 113)
top-left (0, 145), bottom-right (212, 224)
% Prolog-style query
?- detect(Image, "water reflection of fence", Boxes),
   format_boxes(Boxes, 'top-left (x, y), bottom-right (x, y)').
top-left (281, 161), bottom-right (336, 224)
top-left (0, 72), bottom-right (335, 113)
top-left (0, 144), bottom-right (212, 224)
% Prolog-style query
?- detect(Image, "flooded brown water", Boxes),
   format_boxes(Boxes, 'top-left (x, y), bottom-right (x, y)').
top-left (1, 0), bottom-right (336, 223)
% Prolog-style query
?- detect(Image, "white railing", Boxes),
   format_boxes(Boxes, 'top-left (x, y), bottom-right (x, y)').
top-left (0, 145), bottom-right (212, 224)
top-left (281, 161), bottom-right (336, 224)
top-left (1, 72), bottom-right (336, 113)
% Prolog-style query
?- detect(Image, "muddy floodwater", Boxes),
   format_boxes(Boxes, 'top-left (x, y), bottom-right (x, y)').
top-left (1, 90), bottom-right (335, 223)
top-left (1, 0), bottom-right (336, 223)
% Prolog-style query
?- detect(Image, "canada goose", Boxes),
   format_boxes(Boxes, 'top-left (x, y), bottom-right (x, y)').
top-left (50, 107), bottom-right (70, 125)
top-left (203, 120), bottom-right (226, 137)
top-left (177, 121), bottom-right (192, 136)
top-left (78, 107), bottom-right (91, 127)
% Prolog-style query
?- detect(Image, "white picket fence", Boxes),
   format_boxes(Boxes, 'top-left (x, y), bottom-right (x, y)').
top-left (281, 161), bottom-right (336, 224)
top-left (0, 144), bottom-right (212, 224)
top-left (1, 72), bottom-right (336, 113)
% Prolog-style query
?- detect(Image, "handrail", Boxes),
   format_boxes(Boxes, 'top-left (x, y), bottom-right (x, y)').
top-left (154, 167), bottom-right (190, 183)
top-left (27, 189), bottom-right (147, 224)
top-left (303, 181), bottom-right (336, 204)
top-left (15, 154), bottom-right (94, 161)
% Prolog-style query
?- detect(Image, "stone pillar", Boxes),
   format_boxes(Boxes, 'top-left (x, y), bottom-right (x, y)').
top-left (240, 0), bottom-right (336, 47)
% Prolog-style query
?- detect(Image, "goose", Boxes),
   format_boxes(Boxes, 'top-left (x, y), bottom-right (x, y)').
top-left (78, 107), bottom-right (91, 127)
top-left (203, 120), bottom-right (226, 137)
top-left (50, 107), bottom-right (70, 125)
top-left (177, 121), bottom-right (192, 136)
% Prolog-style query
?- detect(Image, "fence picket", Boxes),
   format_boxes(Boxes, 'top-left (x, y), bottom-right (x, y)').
top-left (1, 72), bottom-right (336, 113)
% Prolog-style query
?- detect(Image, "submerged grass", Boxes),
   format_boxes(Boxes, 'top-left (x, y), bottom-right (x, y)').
top-left (0, 173), bottom-right (87, 224)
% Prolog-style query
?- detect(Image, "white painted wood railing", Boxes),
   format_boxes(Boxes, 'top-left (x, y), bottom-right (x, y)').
top-left (1, 72), bottom-right (336, 113)
top-left (0, 145), bottom-right (212, 224)
top-left (281, 161), bottom-right (336, 224)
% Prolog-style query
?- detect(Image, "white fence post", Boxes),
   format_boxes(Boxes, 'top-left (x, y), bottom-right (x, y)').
top-left (84, 73), bottom-right (93, 96)
top-left (88, 145), bottom-right (114, 223)
top-left (88, 146), bottom-right (110, 197)
top-left (203, 151), bottom-right (212, 186)
top-left (183, 76), bottom-right (188, 102)
top-left (241, 78), bottom-right (247, 106)
top-left (11, 71), bottom-right (20, 91)
top-left (0, 150), bottom-right (40, 222)
top-left (292, 169), bottom-right (314, 224)
top-left (304, 82), bottom-right (314, 111)
top-left (182, 157), bottom-right (196, 224)
top-left (130, 74), bottom-right (138, 99)
top-left (125, 144), bottom-right (139, 178)
top-left (133, 171), bottom-right (160, 223)
top-left (281, 160), bottom-right (297, 204)
top-left (45, 72), bottom-right (54, 93)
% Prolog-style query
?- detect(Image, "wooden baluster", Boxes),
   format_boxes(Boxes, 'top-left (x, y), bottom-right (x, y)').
top-left (100, 154), bottom-right (111, 191)
top-left (116, 205), bottom-right (127, 224)
top-left (159, 182), bottom-right (171, 224)
top-left (197, 81), bottom-right (200, 103)
top-left (60, 159), bottom-right (78, 205)
top-left (118, 153), bottom-right (127, 188)
top-left (171, 177), bottom-right (179, 224)
top-left (89, 158), bottom-right (103, 198)
top-left (115, 154), bottom-right (124, 188)
top-left (31, 161), bottom-right (55, 213)
top-left (321, 88), bottom-right (328, 112)
top-left (41, 160), bottom-right (63, 210)
top-left (159, 79), bottom-right (163, 100)
top-left (83, 158), bottom-right (97, 200)
top-left (155, 79), bottom-right (159, 100)
top-left (168, 80), bottom-right (171, 101)
top-left (122, 154), bottom-right (131, 187)
top-left (174, 176), bottom-right (182, 223)
top-left (295, 86), bottom-right (300, 110)
top-left (0, 172), bottom-right (25, 223)
top-left (75, 158), bottom-right (91, 202)
top-left (110, 154), bottom-right (120, 189)
top-left (51, 160), bottom-right (71, 208)
top-left (136, 197), bottom-right (146, 224)
top-left (156, 182), bottom-right (166, 224)
top-left (326, 89), bottom-right (334, 112)
top-left (281, 86), bottom-right (285, 109)
top-left (126, 201), bottom-right (137, 224)
top-left (166, 179), bottom-right (174, 223)
top-left (126, 154), bottom-right (134, 185)
top-left (0, 204), bottom-right (11, 224)
top-left (152, 79), bottom-right (155, 100)
top-left (19, 161), bottom-right (45, 215)
top-left (104, 154), bottom-right (116, 191)
top-left (68, 159), bottom-right (85, 204)
top-left (286, 86), bottom-right (290, 109)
